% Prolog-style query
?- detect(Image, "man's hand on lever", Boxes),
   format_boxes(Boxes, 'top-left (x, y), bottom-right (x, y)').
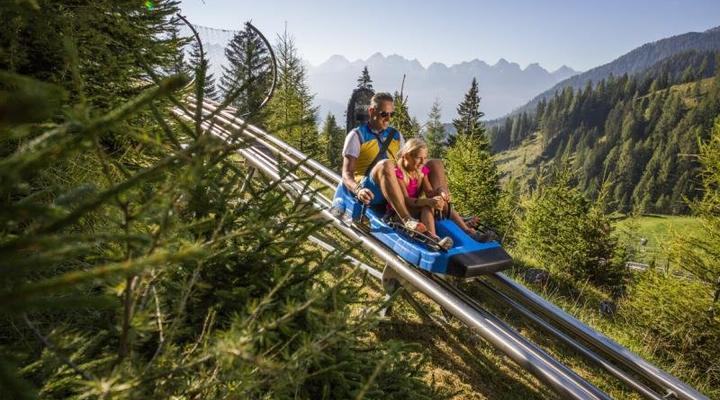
top-left (356, 187), bottom-right (374, 204)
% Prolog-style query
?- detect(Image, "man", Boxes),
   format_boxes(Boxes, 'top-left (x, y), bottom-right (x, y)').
top-left (341, 92), bottom-right (448, 232)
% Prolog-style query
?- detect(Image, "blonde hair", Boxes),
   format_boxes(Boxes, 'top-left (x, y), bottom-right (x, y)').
top-left (397, 138), bottom-right (428, 185)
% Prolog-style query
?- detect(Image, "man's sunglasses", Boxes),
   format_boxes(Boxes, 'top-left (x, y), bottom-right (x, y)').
top-left (377, 111), bottom-right (395, 118)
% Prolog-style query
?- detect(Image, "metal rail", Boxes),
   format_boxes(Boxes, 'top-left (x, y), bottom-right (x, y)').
top-left (188, 96), bottom-right (342, 186)
top-left (485, 273), bottom-right (709, 400)
top-left (475, 280), bottom-right (665, 400)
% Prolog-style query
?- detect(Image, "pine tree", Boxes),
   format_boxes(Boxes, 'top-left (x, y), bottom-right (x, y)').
top-left (445, 133), bottom-right (502, 229)
top-left (320, 113), bottom-right (344, 170)
top-left (357, 65), bottom-right (373, 90)
top-left (681, 65), bottom-right (696, 83)
top-left (166, 26), bottom-right (190, 76)
top-left (0, 0), bottom-right (183, 106)
top-left (452, 78), bottom-right (485, 142)
top-left (220, 22), bottom-right (273, 123)
top-left (517, 165), bottom-right (626, 286)
top-left (498, 116), bottom-right (514, 150)
top-left (445, 82), bottom-right (501, 226)
top-left (423, 99), bottom-right (447, 159)
top-left (510, 115), bottom-right (522, 146)
top-left (536, 99), bottom-right (547, 126)
top-left (188, 40), bottom-right (220, 101)
top-left (670, 117), bottom-right (720, 307)
top-left (265, 28), bottom-right (319, 155)
top-left (392, 89), bottom-right (420, 138)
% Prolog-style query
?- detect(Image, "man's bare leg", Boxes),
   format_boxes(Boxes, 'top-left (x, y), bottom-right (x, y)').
top-left (426, 159), bottom-right (480, 238)
top-left (371, 159), bottom-right (412, 219)
top-left (450, 209), bottom-right (474, 233)
top-left (426, 159), bottom-right (449, 197)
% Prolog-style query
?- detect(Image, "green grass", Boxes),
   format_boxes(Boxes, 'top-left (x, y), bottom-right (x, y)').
top-left (495, 132), bottom-right (543, 183)
top-left (655, 77), bottom-right (715, 109)
top-left (495, 256), bottom-right (718, 399)
top-left (614, 214), bottom-right (703, 264)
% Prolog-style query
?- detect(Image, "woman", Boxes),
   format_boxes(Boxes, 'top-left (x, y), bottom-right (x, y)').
top-left (395, 138), bottom-right (489, 248)
top-left (393, 138), bottom-right (453, 249)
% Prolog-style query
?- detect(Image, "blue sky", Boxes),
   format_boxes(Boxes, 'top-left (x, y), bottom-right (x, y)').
top-left (179, 0), bottom-right (720, 71)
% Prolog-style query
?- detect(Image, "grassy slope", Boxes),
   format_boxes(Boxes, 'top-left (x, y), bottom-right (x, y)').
top-left (495, 132), bottom-right (543, 184)
top-left (496, 258), bottom-right (717, 398)
top-left (310, 206), bottom-right (711, 397)
top-left (314, 228), bottom-right (553, 399)
top-left (615, 214), bottom-right (703, 264)
top-left (492, 218), bottom-right (712, 397)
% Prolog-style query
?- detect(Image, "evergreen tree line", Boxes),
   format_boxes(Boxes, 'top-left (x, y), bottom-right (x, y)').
top-left (0, 2), bottom-right (440, 399)
top-left (489, 50), bottom-right (720, 152)
top-left (488, 50), bottom-right (720, 214)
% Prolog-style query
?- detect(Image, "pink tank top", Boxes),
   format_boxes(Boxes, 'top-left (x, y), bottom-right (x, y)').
top-left (395, 165), bottom-right (430, 198)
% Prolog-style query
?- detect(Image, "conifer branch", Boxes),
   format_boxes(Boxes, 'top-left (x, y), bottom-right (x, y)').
top-left (23, 314), bottom-right (96, 381)
top-left (0, 246), bottom-right (203, 309)
top-left (354, 356), bottom-right (387, 400)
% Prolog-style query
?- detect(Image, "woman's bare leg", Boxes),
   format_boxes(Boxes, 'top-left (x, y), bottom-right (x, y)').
top-left (420, 207), bottom-right (437, 237)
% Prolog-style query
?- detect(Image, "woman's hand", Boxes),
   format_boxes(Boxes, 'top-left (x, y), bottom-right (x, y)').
top-left (437, 189), bottom-right (451, 202)
top-left (424, 195), bottom-right (446, 211)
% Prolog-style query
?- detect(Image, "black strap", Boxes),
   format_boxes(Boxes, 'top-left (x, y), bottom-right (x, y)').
top-left (363, 128), bottom-right (397, 177)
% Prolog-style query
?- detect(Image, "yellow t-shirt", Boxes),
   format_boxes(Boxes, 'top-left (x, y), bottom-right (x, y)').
top-left (342, 124), bottom-right (404, 182)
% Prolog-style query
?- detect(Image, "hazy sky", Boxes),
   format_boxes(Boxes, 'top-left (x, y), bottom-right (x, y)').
top-left (179, 0), bottom-right (720, 71)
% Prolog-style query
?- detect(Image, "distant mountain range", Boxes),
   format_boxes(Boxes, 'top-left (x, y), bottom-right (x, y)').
top-left (307, 54), bottom-right (578, 123)
top-left (502, 25), bottom-right (720, 119)
top-left (188, 25), bottom-right (579, 123)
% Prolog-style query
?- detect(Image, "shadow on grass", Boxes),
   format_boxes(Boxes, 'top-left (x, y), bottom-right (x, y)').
top-left (376, 310), bottom-right (554, 400)
top-left (503, 260), bottom-right (619, 314)
top-left (637, 213), bottom-right (667, 219)
top-left (495, 153), bottom-right (520, 165)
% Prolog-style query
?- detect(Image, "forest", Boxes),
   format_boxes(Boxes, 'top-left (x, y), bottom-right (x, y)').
top-left (488, 50), bottom-right (720, 215)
